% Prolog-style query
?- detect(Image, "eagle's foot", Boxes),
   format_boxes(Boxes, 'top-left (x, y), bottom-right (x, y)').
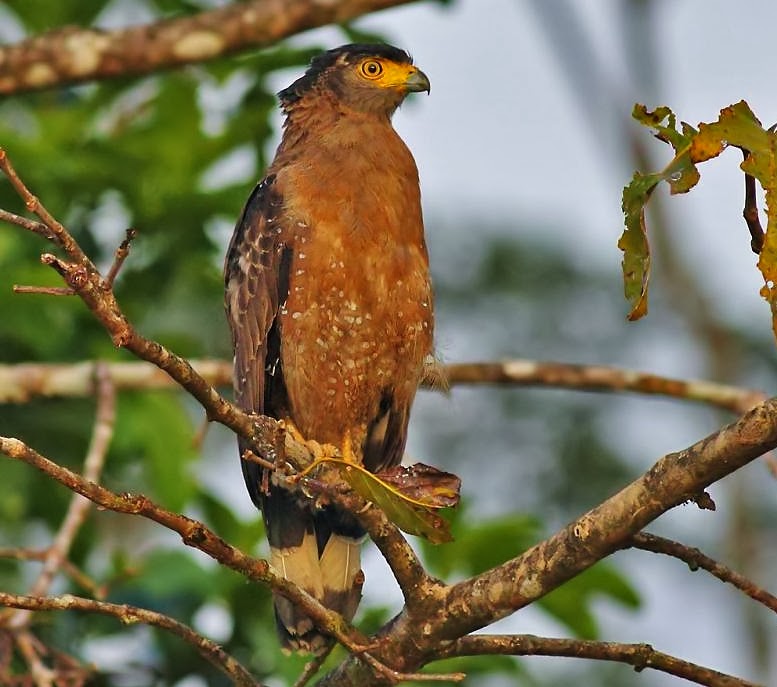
top-left (280, 419), bottom-right (340, 471)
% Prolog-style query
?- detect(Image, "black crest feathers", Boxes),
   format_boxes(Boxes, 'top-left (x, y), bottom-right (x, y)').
top-left (278, 43), bottom-right (413, 106)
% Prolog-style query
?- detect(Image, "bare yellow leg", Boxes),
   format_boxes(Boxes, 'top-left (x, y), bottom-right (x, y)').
top-left (340, 430), bottom-right (358, 464)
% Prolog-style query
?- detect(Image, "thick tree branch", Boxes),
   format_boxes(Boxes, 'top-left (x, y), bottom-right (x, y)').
top-left (441, 634), bottom-right (759, 687)
top-left (0, 592), bottom-right (261, 687)
top-left (0, 0), bottom-right (418, 96)
top-left (442, 398), bottom-right (777, 638)
top-left (629, 532), bottom-right (777, 613)
top-left (321, 397), bottom-right (777, 685)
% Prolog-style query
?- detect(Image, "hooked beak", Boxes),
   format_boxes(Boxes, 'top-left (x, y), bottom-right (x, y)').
top-left (404, 67), bottom-right (431, 94)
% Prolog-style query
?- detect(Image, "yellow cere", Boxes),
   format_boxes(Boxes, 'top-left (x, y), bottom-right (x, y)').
top-left (357, 57), bottom-right (420, 89)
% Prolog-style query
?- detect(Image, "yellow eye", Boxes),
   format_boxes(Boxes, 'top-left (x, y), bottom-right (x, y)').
top-left (360, 59), bottom-right (384, 79)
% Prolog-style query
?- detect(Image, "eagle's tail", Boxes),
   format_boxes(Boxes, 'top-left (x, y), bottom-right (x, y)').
top-left (264, 490), bottom-right (364, 653)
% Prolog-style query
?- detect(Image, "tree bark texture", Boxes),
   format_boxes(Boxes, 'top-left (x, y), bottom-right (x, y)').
top-left (0, 0), bottom-right (417, 95)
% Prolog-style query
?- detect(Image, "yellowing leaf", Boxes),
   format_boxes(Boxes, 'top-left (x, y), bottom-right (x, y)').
top-left (619, 106), bottom-right (701, 320)
top-left (306, 458), bottom-right (459, 544)
top-left (625, 99), bottom-right (777, 345)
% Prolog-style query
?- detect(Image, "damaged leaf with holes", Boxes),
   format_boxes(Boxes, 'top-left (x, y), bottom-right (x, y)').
top-left (623, 99), bottom-right (777, 343)
top-left (619, 105), bottom-right (699, 321)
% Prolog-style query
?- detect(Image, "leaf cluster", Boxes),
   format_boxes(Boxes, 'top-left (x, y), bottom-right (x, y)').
top-left (620, 100), bottom-right (777, 342)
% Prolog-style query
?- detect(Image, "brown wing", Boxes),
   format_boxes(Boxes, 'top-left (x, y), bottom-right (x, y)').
top-left (224, 174), bottom-right (291, 506)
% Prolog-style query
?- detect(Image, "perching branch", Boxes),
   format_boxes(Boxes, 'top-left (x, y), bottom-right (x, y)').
top-left (0, 0), bottom-right (418, 96)
top-left (0, 435), bottom-right (462, 684)
top-left (0, 592), bottom-right (261, 687)
top-left (629, 532), bottom-right (777, 613)
top-left (440, 634), bottom-right (758, 687)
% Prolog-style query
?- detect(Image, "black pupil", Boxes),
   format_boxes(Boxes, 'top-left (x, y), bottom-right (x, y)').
top-left (367, 63), bottom-right (378, 74)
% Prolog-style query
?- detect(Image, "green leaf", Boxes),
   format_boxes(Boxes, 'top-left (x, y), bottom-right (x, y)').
top-left (310, 458), bottom-right (459, 543)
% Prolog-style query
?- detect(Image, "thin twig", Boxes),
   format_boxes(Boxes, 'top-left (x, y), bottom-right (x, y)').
top-left (14, 630), bottom-right (57, 687)
top-left (0, 149), bottom-right (89, 261)
top-left (0, 207), bottom-right (54, 240)
top-left (12, 285), bottom-right (75, 296)
top-left (7, 363), bottom-right (115, 630)
top-left (629, 532), bottom-right (777, 613)
top-left (0, 147), bottom-right (278, 475)
top-left (293, 645), bottom-right (336, 687)
top-left (105, 228), bottom-right (137, 286)
top-left (0, 592), bottom-right (261, 687)
top-left (741, 148), bottom-right (764, 254)
top-left (440, 634), bottom-right (759, 687)
top-left (360, 650), bottom-right (465, 684)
